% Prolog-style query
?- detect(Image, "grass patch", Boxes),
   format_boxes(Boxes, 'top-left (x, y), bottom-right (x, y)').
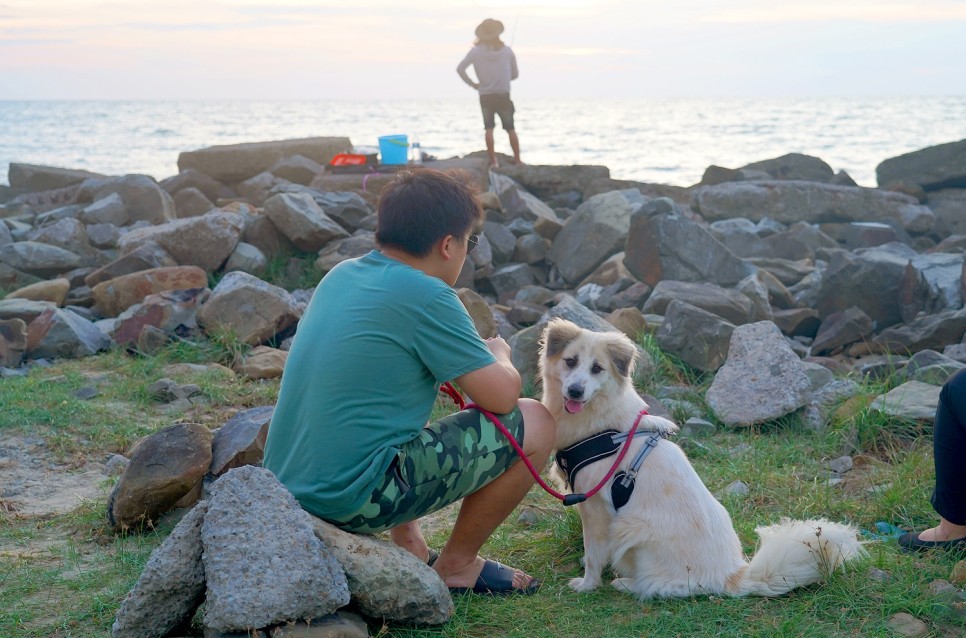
top-left (1, 337), bottom-right (963, 637)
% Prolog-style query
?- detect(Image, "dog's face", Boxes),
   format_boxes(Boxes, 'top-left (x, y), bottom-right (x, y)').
top-left (539, 319), bottom-right (638, 415)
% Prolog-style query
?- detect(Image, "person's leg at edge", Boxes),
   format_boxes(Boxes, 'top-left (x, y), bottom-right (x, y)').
top-left (916, 369), bottom-right (966, 542)
top-left (432, 398), bottom-right (555, 590)
top-left (507, 129), bottom-right (522, 165)
top-left (485, 128), bottom-right (498, 168)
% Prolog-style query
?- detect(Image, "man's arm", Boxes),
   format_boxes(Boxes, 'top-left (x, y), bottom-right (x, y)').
top-left (457, 53), bottom-right (480, 89)
top-left (454, 337), bottom-right (521, 414)
top-left (510, 50), bottom-right (519, 81)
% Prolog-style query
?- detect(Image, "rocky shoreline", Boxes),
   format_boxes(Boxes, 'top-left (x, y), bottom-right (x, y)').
top-left (3, 136), bottom-right (966, 636)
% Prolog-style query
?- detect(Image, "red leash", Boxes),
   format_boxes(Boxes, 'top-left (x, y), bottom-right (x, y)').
top-left (441, 382), bottom-right (647, 506)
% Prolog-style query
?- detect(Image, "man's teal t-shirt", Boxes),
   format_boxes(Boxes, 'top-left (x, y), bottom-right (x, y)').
top-left (263, 250), bottom-right (496, 520)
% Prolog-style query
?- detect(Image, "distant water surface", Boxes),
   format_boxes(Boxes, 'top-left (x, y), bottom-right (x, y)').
top-left (2, 97), bottom-right (965, 188)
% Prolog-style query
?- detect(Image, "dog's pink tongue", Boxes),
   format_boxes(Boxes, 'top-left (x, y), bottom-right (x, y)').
top-left (565, 399), bottom-right (584, 414)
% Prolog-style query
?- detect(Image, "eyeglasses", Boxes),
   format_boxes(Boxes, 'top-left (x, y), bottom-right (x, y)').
top-left (465, 234), bottom-right (479, 254)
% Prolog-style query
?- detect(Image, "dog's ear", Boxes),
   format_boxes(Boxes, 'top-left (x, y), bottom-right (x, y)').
top-left (541, 319), bottom-right (582, 359)
top-left (606, 334), bottom-right (638, 378)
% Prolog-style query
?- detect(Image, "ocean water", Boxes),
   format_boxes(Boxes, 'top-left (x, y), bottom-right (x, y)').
top-left (2, 97), bottom-right (965, 190)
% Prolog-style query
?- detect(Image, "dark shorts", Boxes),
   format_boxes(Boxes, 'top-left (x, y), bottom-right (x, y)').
top-left (326, 406), bottom-right (525, 534)
top-left (480, 93), bottom-right (515, 131)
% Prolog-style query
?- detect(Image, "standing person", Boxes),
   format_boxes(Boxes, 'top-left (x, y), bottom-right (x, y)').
top-left (263, 168), bottom-right (555, 595)
top-left (457, 18), bottom-right (521, 168)
top-left (898, 368), bottom-right (966, 551)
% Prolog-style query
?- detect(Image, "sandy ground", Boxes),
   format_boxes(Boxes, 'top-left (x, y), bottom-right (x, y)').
top-left (0, 433), bottom-right (110, 518)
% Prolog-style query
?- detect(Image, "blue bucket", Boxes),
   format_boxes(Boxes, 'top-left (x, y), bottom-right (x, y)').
top-left (378, 134), bottom-right (409, 165)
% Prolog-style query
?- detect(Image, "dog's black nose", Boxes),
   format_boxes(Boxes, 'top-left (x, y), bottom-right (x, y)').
top-left (567, 384), bottom-right (584, 400)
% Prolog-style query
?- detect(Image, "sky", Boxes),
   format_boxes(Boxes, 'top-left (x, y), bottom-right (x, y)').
top-left (2, 0), bottom-right (965, 100)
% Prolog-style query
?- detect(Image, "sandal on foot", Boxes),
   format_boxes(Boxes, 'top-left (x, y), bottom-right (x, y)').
top-left (426, 548), bottom-right (439, 567)
top-left (898, 532), bottom-right (966, 552)
top-left (449, 559), bottom-right (541, 596)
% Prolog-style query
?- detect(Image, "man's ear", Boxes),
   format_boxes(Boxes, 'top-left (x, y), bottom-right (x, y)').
top-left (439, 234), bottom-right (457, 260)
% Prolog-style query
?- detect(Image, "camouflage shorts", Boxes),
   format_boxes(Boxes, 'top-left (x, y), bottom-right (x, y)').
top-left (327, 406), bottom-right (525, 534)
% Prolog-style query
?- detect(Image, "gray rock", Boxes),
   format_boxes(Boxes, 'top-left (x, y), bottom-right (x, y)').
top-left (117, 212), bottom-right (244, 272)
top-left (210, 405), bottom-right (274, 476)
top-left (26, 307), bottom-right (112, 360)
top-left (810, 306), bottom-right (874, 356)
top-left (270, 154), bottom-right (323, 186)
top-left (869, 380), bottom-right (942, 422)
top-left (643, 280), bottom-right (756, 326)
top-left (223, 242), bottom-right (267, 276)
top-left (877, 138), bottom-right (966, 191)
top-left (656, 299), bottom-right (735, 372)
top-left (0, 241), bottom-right (83, 278)
top-left (310, 516), bottom-right (452, 626)
top-left (898, 252), bottom-right (964, 323)
top-left (173, 187), bottom-right (216, 218)
top-left (177, 137), bottom-right (352, 184)
top-left (197, 271), bottom-right (301, 346)
top-left (706, 321), bottom-right (812, 427)
top-left (873, 307), bottom-right (966, 356)
top-left (0, 318), bottom-right (28, 368)
top-left (112, 502), bottom-right (208, 638)
top-left (80, 192), bottom-right (129, 226)
top-left (93, 175), bottom-right (177, 225)
top-left (314, 233), bottom-right (376, 276)
top-left (202, 466), bottom-right (349, 633)
top-left (263, 192), bottom-right (349, 252)
top-left (740, 153), bottom-right (834, 183)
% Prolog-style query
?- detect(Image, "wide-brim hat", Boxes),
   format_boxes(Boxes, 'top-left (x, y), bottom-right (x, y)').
top-left (475, 18), bottom-right (504, 39)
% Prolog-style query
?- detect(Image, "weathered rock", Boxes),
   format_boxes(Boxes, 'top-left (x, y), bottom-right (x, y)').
top-left (111, 502), bottom-right (208, 638)
top-left (642, 280), bottom-right (756, 326)
top-left (234, 345), bottom-right (288, 379)
top-left (0, 318), bottom-right (28, 367)
top-left (485, 263), bottom-right (536, 301)
top-left (93, 175), bottom-right (177, 225)
top-left (706, 321), bottom-right (812, 426)
top-left (692, 181), bottom-right (935, 234)
top-left (85, 241), bottom-right (178, 288)
top-left (210, 406), bottom-right (274, 476)
top-left (4, 277), bottom-right (70, 306)
top-left (814, 244), bottom-right (915, 327)
top-left (270, 154), bottom-right (323, 185)
top-left (489, 172), bottom-right (561, 225)
top-left (160, 168), bottom-right (239, 203)
top-left (173, 187), bottom-right (216, 218)
top-left (0, 298), bottom-right (58, 324)
top-left (92, 265), bottom-right (209, 317)
top-left (458, 288), bottom-right (498, 339)
top-left (263, 192), bottom-right (350, 252)
top-left (108, 422), bottom-right (213, 531)
top-left (810, 306), bottom-right (874, 356)
top-left (869, 380), bottom-right (942, 422)
top-left (111, 288), bottom-right (209, 348)
top-left (79, 192), bottom-right (129, 226)
top-left (897, 252), bottom-right (964, 323)
top-left (242, 214), bottom-right (296, 261)
top-left (8, 163), bottom-right (105, 192)
top-left (117, 212), bottom-right (244, 272)
top-left (740, 153), bottom-right (834, 183)
top-left (872, 307), bottom-right (966, 356)
top-left (26, 307), bottom-right (112, 360)
top-left (223, 242), bottom-right (267, 275)
top-left (0, 241), bottom-right (83, 277)
top-left (202, 466), bottom-right (349, 633)
top-left (494, 164), bottom-right (610, 204)
top-left (656, 299), bottom-right (736, 372)
top-left (197, 271), bottom-right (300, 346)
top-left (310, 516), bottom-right (452, 626)
top-left (548, 189), bottom-right (647, 285)
top-left (314, 233), bottom-right (376, 276)
top-left (178, 138), bottom-right (351, 184)
top-left (877, 138), bottom-right (966, 191)
top-left (624, 208), bottom-right (756, 287)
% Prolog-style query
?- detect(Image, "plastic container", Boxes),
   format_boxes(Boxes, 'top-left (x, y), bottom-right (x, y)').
top-left (378, 134), bottom-right (409, 165)
top-left (411, 139), bottom-right (422, 164)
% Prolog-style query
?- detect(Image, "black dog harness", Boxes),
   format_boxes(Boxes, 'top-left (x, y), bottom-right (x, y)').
top-left (555, 429), bottom-right (667, 510)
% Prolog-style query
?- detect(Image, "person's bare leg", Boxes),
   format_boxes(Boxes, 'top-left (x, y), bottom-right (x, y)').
top-left (915, 516), bottom-right (966, 542)
top-left (390, 519), bottom-right (431, 562)
top-left (485, 128), bottom-right (498, 167)
top-left (432, 398), bottom-right (555, 590)
top-left (508, 129), bottom-right (522, 165)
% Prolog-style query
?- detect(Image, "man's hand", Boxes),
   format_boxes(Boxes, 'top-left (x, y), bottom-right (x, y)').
top-left (455, 337), bottom-right (522, 414)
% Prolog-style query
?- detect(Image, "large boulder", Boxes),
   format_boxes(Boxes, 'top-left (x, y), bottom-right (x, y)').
top-left (739, 153), bottom-right (835, 183)
top-left (549, 189), bottom-right (647, 285)
top-left (92, 175), bottom-right (177, 225)
top-left (877, 138), bottom-right (966, 191)
top-left (197, 271), bottom-right (300, 346)
top-left (7, 163), bottom-right (105, 193)
top-left (26, 307), bottom-right (112, 360)
top-left (117, 212), bottom-right (244, 272)
top-left (0, 241), bottom-right (83, 278)
top-left (263, 192), bottom-right (349, 251)
top-left (705, 321), bottom-right (812, 427)
top-left (691, 181), bottom-right (936, 234)
top-left (624, 205), bottom-right (756, 287)
top-left (177, 137), bottom-right (352, 183)
top-left (92, 266), bottom-right (209, 318)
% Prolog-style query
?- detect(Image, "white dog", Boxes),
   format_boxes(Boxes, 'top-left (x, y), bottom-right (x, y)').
top-left (539, 318), bottom-right (866, 599)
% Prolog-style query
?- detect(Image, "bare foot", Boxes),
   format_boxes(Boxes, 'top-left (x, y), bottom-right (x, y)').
top-left (433, 554), bottom-right (535, 591)
top-left (489, 158), bottom-right (500, 168)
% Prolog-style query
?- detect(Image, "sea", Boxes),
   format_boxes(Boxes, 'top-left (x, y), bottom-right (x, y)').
top-left (2, 96), bottom-right (966, 190)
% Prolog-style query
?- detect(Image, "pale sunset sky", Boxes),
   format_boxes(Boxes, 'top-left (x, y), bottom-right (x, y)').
top-left (1, 0), bottom-right (964, 100)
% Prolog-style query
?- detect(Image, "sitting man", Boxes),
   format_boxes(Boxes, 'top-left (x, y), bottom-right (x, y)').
top-left (263, 167), bottom-right (555, 594)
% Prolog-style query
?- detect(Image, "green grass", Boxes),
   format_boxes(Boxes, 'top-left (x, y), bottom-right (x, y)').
top-left (1, 337), bottom-right (964, 638)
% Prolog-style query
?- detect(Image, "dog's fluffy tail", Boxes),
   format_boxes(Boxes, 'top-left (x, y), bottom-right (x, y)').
top-left (735, 518), bottom-right (866, 597)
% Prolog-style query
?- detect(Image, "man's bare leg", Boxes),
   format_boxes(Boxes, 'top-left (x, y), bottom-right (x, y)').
top-left (390, 520), bottom-right (431, 563)
top-left (485, 128), bottom-right (498, 167)
top-left (432, 398), bottom-right (555, 590)
top-left (508, 129), bottom-right (522, 165)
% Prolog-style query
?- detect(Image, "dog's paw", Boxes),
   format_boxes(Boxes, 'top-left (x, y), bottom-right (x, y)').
top-left (569, 577), bottom-right (600, 592)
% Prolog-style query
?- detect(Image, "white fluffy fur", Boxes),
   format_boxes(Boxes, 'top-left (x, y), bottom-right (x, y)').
top-left (539, 319), bottom-right (866, 598)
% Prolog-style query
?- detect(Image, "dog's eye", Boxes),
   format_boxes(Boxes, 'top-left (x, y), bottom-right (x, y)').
top-left (591, 363), bottom-right (604, 374)
top-left (564, 358), bottom-right (577, 368)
